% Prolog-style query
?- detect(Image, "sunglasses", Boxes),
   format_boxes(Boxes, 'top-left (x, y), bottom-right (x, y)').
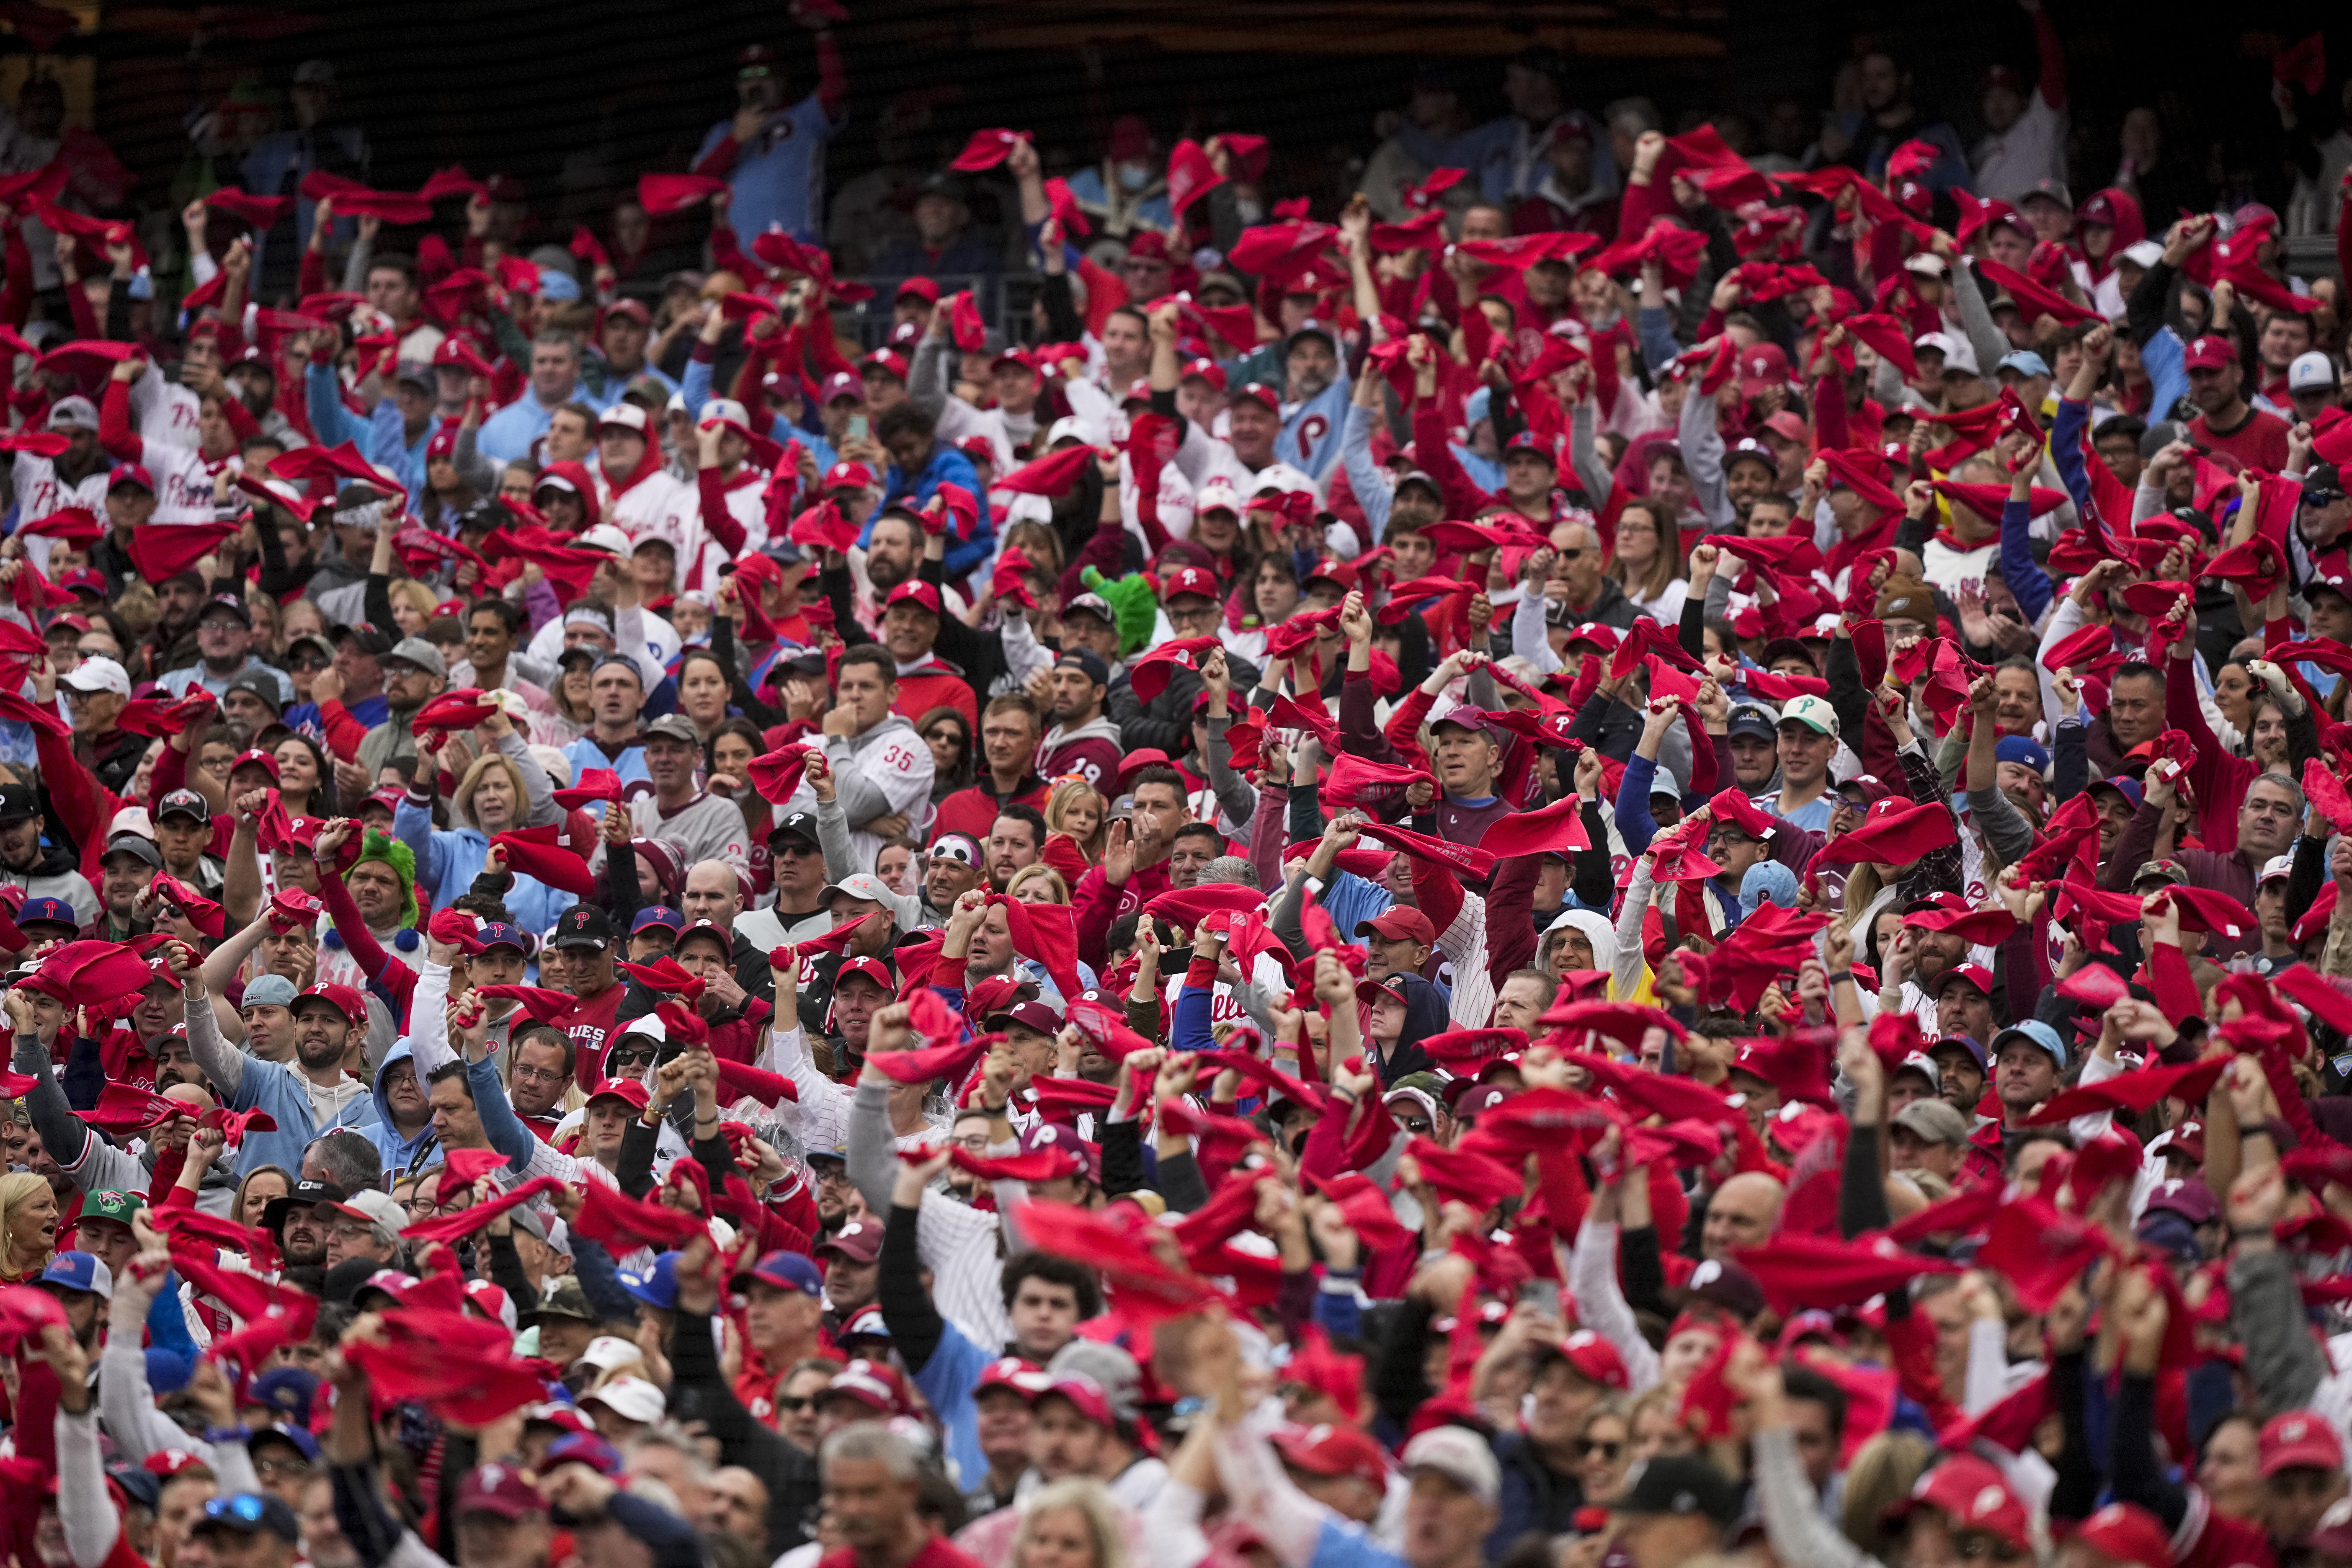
top-left (775, 1395), bottom-right (815, 1413)
top-left (204, 1495), bottom-right (273, 1527)
top-left (1575, 1439), bottom-right (1622, 1460)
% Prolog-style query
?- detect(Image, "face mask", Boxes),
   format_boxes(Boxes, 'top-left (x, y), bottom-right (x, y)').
top-left (1118, 164), bottom-right (1150, 192)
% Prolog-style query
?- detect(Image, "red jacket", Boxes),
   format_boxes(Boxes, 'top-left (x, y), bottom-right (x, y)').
top-left (890, 657), bottom-right (977, 732)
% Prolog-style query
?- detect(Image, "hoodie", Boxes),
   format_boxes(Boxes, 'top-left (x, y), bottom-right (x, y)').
top-left (1374, 971), bottom-right (1452, 1086)
top-left (0, 836), bottom-right (97, 928)
top-left (364, 1042), bottom-right (441, 1181)
top-left (1036, 712), bottom-right (1124, 792)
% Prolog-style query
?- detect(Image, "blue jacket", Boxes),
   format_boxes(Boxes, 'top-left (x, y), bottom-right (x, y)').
top-left (695, 93), bottom-right (844, 248)
top-left (304, 363), bottom-right (430, 498)
top-left (362, 1041), bottom-right (441, 1180)
top-left (907, 1315), bottom-right (992, 1491)
top-left (394, 797), bottom-right (578, 931)
top-left (869, 445), bottom-right (996, 578)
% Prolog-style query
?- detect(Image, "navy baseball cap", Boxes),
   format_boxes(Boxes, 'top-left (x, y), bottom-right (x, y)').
top-left (475, 922), bottom-right (529, 954)
top-left (619, 1253), bottom-right (680, 1312)
top-left (730, 1250), bottom-right (823, 1297)
top-left (632, 908), bottom-right (685, 937)
top-left (193, 1494), bottom-right (300, 1543)
top-left (247, 1423), bottom-right (320, 1462)
top-left (1994, 736), bottom-right (2050, 774)
top-left (16, 896), bottom-right (77, 932)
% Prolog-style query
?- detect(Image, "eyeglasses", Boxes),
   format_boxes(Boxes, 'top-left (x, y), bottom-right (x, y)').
top-left (1575, 1439), bottom-right (1622, 1460)
top-left (403, 1197), bottom-right (442, 1217)
top-left (512, 1064), bottom-right (568, 1086)
top-left (328, 1221), bottom-right (377, 1242)
top-left (253, 1456), bottom-right (312, 1479)
top-left (775, 1395), bottom-right (815, 1413)
top-left (1398, 1117), bottom-right (1432, 1136)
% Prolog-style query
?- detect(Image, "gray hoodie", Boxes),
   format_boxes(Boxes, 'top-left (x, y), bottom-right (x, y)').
top-left (822, 712), bottom-right (938, 866)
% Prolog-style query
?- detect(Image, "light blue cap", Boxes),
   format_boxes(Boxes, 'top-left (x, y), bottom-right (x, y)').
top-left (1996, 349), bottom-right (2050, 379)
top-left (1464, 387), bottom-right (1491, 425)
top-left (1991, 1019), bottom-right (2066, 1073)
top-left (537, 268), bottom-right (582, 303)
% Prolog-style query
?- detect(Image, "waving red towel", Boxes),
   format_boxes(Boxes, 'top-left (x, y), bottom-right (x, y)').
top-left (1735, 1232), bottom-right (1961, 1314)
top-left (127, 522), bottom-right (240, 584)
top-left (116, 689), bottom-right (218, 740)
top-left (996, 444), bottom-right (1098, 498)
top-left (1812, 798), bottom-right (1956, 867)
top-left (491, 826), bottom-right (598, 897)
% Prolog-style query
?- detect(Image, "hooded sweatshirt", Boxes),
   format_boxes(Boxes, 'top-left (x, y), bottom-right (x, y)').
top-left (364, 1042), bottom-right (441, 1181)
top-left (819, 712), bottom-right (937, 872)
top-left (1373, 971), bottom-right (1453, 1086)
top-left (0, 837), bottom-right (97, 928)
top-left (1036, 711), bottom-right (1124, 793)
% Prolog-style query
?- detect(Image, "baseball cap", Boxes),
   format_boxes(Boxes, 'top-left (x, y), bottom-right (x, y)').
top-left (78, 1190), bottom-right (146, 1233)
top-left (835, 956), bottom-right (894, 993)
top-left (731, 1250), bottom-right (823, 1297)
top-left (1355, 908), bottom-right (1436, 944)
top-left (1725, 704), bottom-right (1779, 742)
top-left (239, 974), bottom-right (299, 1009)
top-left (2017, 177), bottom-right (2075, 210)
top-left (1994, 736), bottom-right (2050, 774)
top-left (196, 593), bottom-right (252, 626)
top-left (1055, 648), bottom-right (1110, 687)
top-left (108, 462), bottom-right (154, 493)
top-left (1540, 1329), bottom-right (1630, 1391)
top-left (1195, 477), bottom-right (1243, 516)
top-left (456, 1463), bottom-right (548, 1522)
top-left (1269, 1424), bottom-right (1391, 1492)
top-left (1617, 1452), bottom-right (1742, 1524)
top-left (1991, 1019), bottom-right (2068, 1074)
top-left (260, 1179), bottom-right (346, 1232)
top-left (1777, 694), bottom-right (1839, 736)
top-left (155, 789), bottom-right (210, 825)
top-left (1163, 565), bottom-right (1220, 602)
top-left (1914, 332), bottom-right (1980, 377)
top-left (2068, 1503), bottom-right (2173, 1568)
top-left (631, 907), bottom-right (685, 937)
top-left (46, 396), bottom-right (96, 431)
top-left (884, 580), bottom-right (943, 616)
top-left (2260, 854), bottom-right (2296, 888)
top-left (293, 983), bottom-right (367, 1027)
top-left (1996, 350), bottom-right (2050, 379)
top-left (2289, 351), bottom-right (2340, 394)
top-left (1892, 1099), bottom-right (1971, 1148)
top-left (37, 1251), bottom-right (111, 1298)
top-left (1061, 591), bottom-right (1116, 626)
top-left (618, 1253), bottom-right (679, 1312)
top-left (580, 1377), bottom-right (665, 1426)
top-left (551, 906), bottom-right (615, 951)
top-left (103, 833), bottom-right (162, 870)
top-left (2260, 1411), bottom-right (2344, 1477)
top-left (2132, 859), bottom-right (2190, 889)
top-left (193, 1494), bottom-right (301, 1543)
top-left (2182, 336), bottom-right (2236, 372)
top-left (642, 713), bottom-right (700, 748)
top-left (771, 810), bottom-right (821, 850)
top-left (1934, 962), bottom-right (1994, 998)
top-left (383, 637), bottom-right (447, 677)
top-left (1903, 1455), bottom-right (2030, 1552)
top-left (1400, 1427), bottom-right (1501, 1506)
top-left (816, 1219), bottom-right (882, 1265)
top-left (61, 656), bottom-right (131, 698)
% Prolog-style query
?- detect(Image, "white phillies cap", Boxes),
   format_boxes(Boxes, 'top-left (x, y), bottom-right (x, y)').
top-left (579, 524), bottom-right (634, 557)
top-left (2288, 351), bottom-right (2339, 394)
top-left (61, 655), bottom-right (130, 698)
top-left (1914, 331), bottom-right (1979, 377)
top-left (2259, 854), bottom-right (2295, 887)
top-left (598, 403), bottom-right (649, 435)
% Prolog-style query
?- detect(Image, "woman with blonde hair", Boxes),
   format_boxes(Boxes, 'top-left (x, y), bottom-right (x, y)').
top-left (1044, 778), bottom-right (1107, 864)
top-left (1006, 1479), bottom-right (1127, 1568)
top-left (387, 579), bottom-right (442, 637)
top-left (0, 1168), bottom-right (59, 1283)
top-left (395, 722), bottom-right (574, 932)
top-left (231, 1164), bottom-right (294, 1230)
top-left (1004, 864), bottom-right (1070, 905)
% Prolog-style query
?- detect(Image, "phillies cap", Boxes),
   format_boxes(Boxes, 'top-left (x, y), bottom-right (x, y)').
top-left (1037, 1374), bottom-right (1116, 1429)
top-left (631, 907), bottom-right (683, 937)
top-left (1565, 622), bottom-right (1622, 651)
top-left (37, 1251), bottom-right (111, 1299)
top-left (1399, 1426), bottom-right (1501, 1506)
top-left (108, 462), bottom-right (155, 493)
top-left (1901, 1455), bottom-right (2030, 1551)
top-left (584, 1077), bottom-right (650, 1112)
top-left (862, 349), bottom-right (910, 382)
top-left (823, 461), bottom-right (876, 491)
top-left (456, 1462), bottom-right (548, 1522)
top-left (1180, 356), bottom-right (1227, 389)
top-left (1355, 908), bottom-right (1435, 944)
top-left (1934, 963), bottom-right (1994, 998)
top-left (2259, 1410), bottom-right (2345, 1476)
top-left (817, 1218), bottom-right (882, 1264)
top-left (597, 403), bottom-right (649, 436)
top-left (1270, 1423), bottom-right (1391, 1491)
top-left (2182, 336), bottom-right (2236, 372)
top-left (884, 580), bottom-right (943, 616)
top-left (551, 905), bottom-right (615, 951)
top-left (1230, 381), bottom-right (1281, 410)
top-left (1502, 430), bottom-right (1557, 465)
top-left (61, 656), bottom-right (131, 697)
top-left (895, 276), bottom-right (941, 303)
top-left (2289, 351), bottom-right (2339, 394)
top-left (1542, 1328), bottom-right (1630, 1390)
top-left (977, 1357), bottom-right (1052, 1398)
top-left (1163, 565), bottom-right (1220, 602)
top-left (155, 789), bottom-right (210, 825)
top-left (818, 371), bottom-right (863, 405)
top-left (2066, 1502), bottom-right (2173, 1568)
top-left (731, 1250), bottom-right (823, 1297)
top-left (15, 895), bottom-right (78, 933)
top-left (822, 1358), bottom-right (911, 1415)
top-left (293, 983), bottom-right (367, 1027)
top-left (835, 956), bottom-right (894, 993)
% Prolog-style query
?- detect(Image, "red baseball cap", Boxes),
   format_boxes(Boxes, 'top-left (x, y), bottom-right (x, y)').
top-left (1902, 1455), bottom-right (2030, 1553)
top-left (1355, 908), bottom-right (1435, 944)
top-left (1934, 963), bottom-right (1995, 998)
top-left (1035, 1374), bottom-right (1115, 1429)
top-left (586, 1077), bottom-right (651, 1112)
top-left (293, 983), bottom-right (367, 1028)
top-left (1269, 1423), bottom-right (1391, 1491)
top-left (835, 956), bottom-right (895, 993)
top-left (895, 277), bottom-right (941, 304)
top-left (2260, 1411), bottom-right (2344, 1476)
top-left (822, 1358), bottom-right (912, 1416)
top-left (2182, 336), bottom-right (2236, 373)
top-left (1545, 1328), bottom-right (1630, 1391)
top-left (823, 461), bottom-right (874, 491)
top-left (1565, 622), bottom-right (1621, 651)
top-left (885, 581), bottom-right (943, 616)
top-left (1164, 565), bottom-right (1220, 602)
top-left (1181, 357), bottom-right (1228, 390)
top-left (955, 436), bottom-right (996, 466)
top-left (1304, 557), bottom-right (1356, 591)
top-left (2066, 1502), bottom-right (2172, 1568)
top-left (1231, 381), bottom-right (1281, 411)
top-left (976, 1357), bottom-right (1051, 1398)
top-left (862, 349), bottom-right (910, 382)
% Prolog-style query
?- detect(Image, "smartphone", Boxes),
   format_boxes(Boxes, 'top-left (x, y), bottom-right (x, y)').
top-left (848, 414), bottom-right (869, 442)
top-left (1519, 1279), bottom-right (1561, 1316)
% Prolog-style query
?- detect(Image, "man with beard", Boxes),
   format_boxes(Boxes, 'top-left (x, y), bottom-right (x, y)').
top-left (823, 508), bottom-right (923, 642)
top-left (1875, 894), bottom-right (1991, 1034)
top-left (2182, 333), bottom-right (2292, 474)
top-left (177, 935), bottom-right (378, 1178)
top-left (262, 1179), bottom-right (346, 1269)
top-left (985, 809), bottom-right (1046, 893)
top-left (1269, 320), bottom-right (1349, 480)
top-left (1036, 653), bottom-right (1123, 790)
